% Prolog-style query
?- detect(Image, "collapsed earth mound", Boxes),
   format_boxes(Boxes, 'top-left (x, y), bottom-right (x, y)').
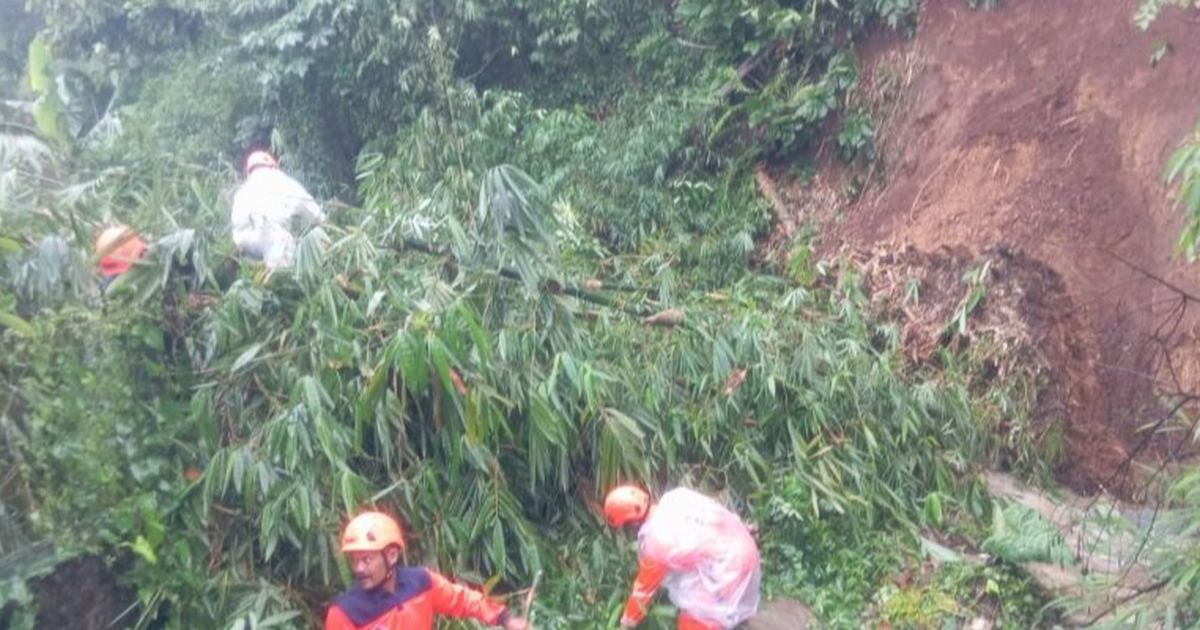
top-left (769, 0), bottom-right (1200, 492)
top-left (851, 245), bottom-right (1123, 491)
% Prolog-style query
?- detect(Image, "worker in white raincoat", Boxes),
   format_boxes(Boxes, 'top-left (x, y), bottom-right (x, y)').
top-left (231, 150), bottom-right (325, 270)
top-left (604, 485), bottom-right (761, 630)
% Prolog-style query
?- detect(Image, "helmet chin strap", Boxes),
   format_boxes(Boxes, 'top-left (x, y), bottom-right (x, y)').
top-left (381, 547), bottom-right (401, 587)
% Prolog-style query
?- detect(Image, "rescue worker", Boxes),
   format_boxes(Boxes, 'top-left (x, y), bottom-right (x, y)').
top-left (95, 224), bottom-right (148, 289)
top-left (324, 511), bottom-right (532, 630)
top-left (604, 485), bottom-right (761, 630)
top-left (230, 150), bottom-right (325, 270)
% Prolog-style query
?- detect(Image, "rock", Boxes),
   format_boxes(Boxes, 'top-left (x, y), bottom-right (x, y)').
top-left (968, 617), bottom-right (994, 630)
top-left (745, 598), bottom-right (819, 630)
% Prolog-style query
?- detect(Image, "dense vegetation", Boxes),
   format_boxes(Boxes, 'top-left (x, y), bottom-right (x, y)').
top-left (2, 0), bottom-right (1196, 628)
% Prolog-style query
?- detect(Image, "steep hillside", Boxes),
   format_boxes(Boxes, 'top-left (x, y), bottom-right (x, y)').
top-left (784, 0), bottom-right (1200, 492)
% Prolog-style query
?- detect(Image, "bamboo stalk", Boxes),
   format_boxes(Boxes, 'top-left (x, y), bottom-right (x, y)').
top-left (395, 238), bottom-right (669, 323)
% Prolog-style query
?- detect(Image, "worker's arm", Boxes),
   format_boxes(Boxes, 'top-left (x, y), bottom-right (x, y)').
top-left (427, 569), bottom-right (514, 626)
top-left (280, 175), bottom-right (325, 224)
top-left (297, 197), bottom-right (326, 224)
top-left (620, 556), bottom-right (668, 628)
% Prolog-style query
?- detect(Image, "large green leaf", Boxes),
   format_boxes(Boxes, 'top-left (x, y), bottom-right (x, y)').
top-left (0, 311), bottom-right (34, 336)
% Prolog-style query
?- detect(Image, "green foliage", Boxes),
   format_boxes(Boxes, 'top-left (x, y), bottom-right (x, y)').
top-left (948, 261), bottom-right (992, 338)
top-left (0, 158), bottom-right (1054, 626)
top-left (982, 502), bottom-right (1074, 565)
top-left (1135, 8), bottom-right (1200, 618)
top-left (1089, 467), bottom-right (1200, 627)
top-left (1167, 121), bottom-right (1200, 262)
top-left (837, 110), bottom-right (877, 162)
top-left (967, 0), bottom-right (1001, 10)
top-left (0, 0), bottom-right (1076, 627)
top-left (26, 35), bottom-right (66, 145)
top-left (872, 560), bottom-right (1053, 629)
top-left (3, 307), bottom-right (190, 537)
top-left (113, 49), bottom-right (260, 167)
top-left (1155, 469), bottom-right (1200, 623)
top-left (1135, 0), bottom-right (1196, 30)
top-left (0, 1), bottom-right (41, 98)
top-left (754, 476), bottom-right (907, 625)
top-left (0, 542), bottom-right (65, 630)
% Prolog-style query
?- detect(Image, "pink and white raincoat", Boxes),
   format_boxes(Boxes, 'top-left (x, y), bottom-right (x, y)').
top-left (621, 488), bottom-right (761, 630)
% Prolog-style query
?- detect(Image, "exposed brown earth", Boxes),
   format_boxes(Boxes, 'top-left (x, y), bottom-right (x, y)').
top-left (769, 0), bottom-right (1200, 493)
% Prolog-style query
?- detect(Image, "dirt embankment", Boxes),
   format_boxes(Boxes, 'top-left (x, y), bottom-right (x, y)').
top-left (771, 0), bottom-right (1200, 493)
top-left (851, 245), bottom-right (1101, 479)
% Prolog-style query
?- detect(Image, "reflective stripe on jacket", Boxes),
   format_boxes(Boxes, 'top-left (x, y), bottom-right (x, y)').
top-left (324, 567), bottom-right (509, 630)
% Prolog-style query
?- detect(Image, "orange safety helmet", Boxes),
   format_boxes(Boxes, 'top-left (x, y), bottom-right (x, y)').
top-left (604, 485), bottom-right (651, 527)
top-left (95, 225), bottom-right (148, 278)
top-left (244, 150), bottom-right (279, 176)
top-left (341, 511), bottom-right (405, 552)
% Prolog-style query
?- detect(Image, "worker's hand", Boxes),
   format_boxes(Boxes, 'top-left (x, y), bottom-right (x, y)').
top-left (504, 616), bottom-right (532, 630)
top-left (619, 615), bottom-right (638, 628)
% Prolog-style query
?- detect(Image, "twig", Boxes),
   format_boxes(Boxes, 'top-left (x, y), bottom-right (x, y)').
top-left (1080, 576), bottom-right (1172, 627)
top-left (463, 47), bottom-right (503, 82)
top-left (715, 43), bottom-right (785, 99)
top-left (212, 502), bottom-right (243, 517)
top-left (755, 166), bottom-right (792, 238)
top-left (1104, 249), bottom-right (1200, 305)
top-left (673, 37), bottom-right (717, 51)
top-left (1065, 137), bottom-right (1085, 166)
top-left (522, 570), bottom-right (543, 620)
top-left (909, 159), bottom-right (951, 218)
top-left (107, 600), bottom-right (139, 628)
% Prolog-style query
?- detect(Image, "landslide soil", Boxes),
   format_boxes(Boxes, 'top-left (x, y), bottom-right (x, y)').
top-left (791, 0), bottom-right (1200, 493)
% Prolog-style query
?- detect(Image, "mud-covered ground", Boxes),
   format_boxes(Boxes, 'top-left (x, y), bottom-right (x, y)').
top-left (768, 0), bottom-right (1200, 493)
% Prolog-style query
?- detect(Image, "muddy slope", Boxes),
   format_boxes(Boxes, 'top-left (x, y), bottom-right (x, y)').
top-left (822, 0), bottom-right (1200, 491)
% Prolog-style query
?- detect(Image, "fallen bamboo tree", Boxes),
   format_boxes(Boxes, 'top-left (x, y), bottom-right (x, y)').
top-left (394, 237), bottom-right (691, 327)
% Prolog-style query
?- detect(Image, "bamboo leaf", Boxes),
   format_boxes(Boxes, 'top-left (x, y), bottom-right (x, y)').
top-left (0, 237), bottom-right (22, 254)
top-left (427, 334), bottom-right (458, 399)
top-left (232, 343), bottom-right (265, 373)
top-left (392, 332), bottom-right (429, 393)
top-left (0, 311), bottom-right (35, 336)
top-left (130, 535), bottom-right (158, 565)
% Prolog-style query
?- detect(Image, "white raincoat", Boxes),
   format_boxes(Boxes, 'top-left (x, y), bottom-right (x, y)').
top-left (624, 488), bottom-right (761, 628)
top-left (231, 166), bottom-right (325, 269)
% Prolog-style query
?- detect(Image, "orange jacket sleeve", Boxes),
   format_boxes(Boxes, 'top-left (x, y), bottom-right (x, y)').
top-left (620, 556), bottom-right (668, 627)
top-left (323, 605), bottom-right (356, 630)
top-left (427, 569), bottom-right (509, 626)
